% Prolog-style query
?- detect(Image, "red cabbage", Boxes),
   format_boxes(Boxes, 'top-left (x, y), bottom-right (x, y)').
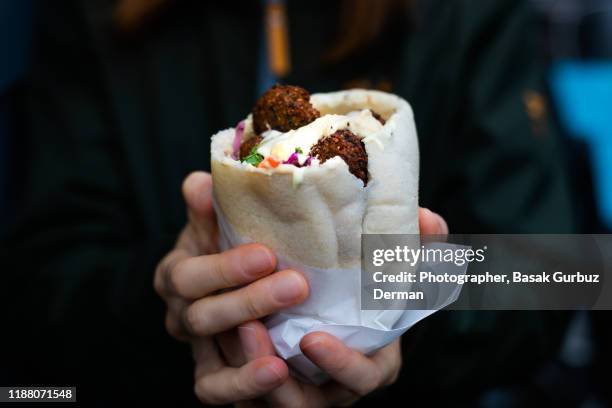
top-left (283, 152), bottom-right (313, 167)
top-left (232, 121), bottom-right (245, 159)
top-left (283, 152), bottom-right (299, 165)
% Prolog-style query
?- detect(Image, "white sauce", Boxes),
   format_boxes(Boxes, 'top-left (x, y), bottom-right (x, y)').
top-left (292, 167), bottom-right (304, 187)
top-left (256, 109), bottom-right (384, 162)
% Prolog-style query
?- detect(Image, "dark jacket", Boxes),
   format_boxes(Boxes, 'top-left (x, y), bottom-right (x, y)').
top-left (1, 0), bottom-right (576, 406)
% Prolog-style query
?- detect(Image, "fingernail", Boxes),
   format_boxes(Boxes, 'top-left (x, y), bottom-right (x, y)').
top-left (243, 248), bottom-right (274, 276)
top-left (254, 364), bottom-right (283, 387)
top-left (238, 325), bottom-right (259, 357)
top-left (272, 273), bottom-right (306, 304)
top-left (301, 339), bottom-right (329, 360)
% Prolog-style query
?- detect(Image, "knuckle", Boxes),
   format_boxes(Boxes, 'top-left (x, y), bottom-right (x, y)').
top-left (324, 350), bottom-right (352, 374)
top-left (231, 372), bottom-right (252, 398)
top-left (153, 269), bottom-right (164, 297)
top-left (194, 379), bottom-right (216, 405)
top-left (165, 313), bottom-right (185, 340)
top-left (355, 370), bottom-right (382, 397)
top-left (243, 287), bottom-right (267, 319)
top-left (215, 258), bottom-right (234, 288)
top-left (154, 257), bottom-right (172, 296)
top-left (386, 361), bottom-right (402, 386)
top-left (184, 303), bottom-right (207, 335)
top-left (207, 253), bottom-right (230, 286)
top-left (168, 259), bottom-right (188, 295)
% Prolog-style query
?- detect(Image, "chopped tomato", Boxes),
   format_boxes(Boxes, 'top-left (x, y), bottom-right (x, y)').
top-left (258, 157), bottom-right (280, 169)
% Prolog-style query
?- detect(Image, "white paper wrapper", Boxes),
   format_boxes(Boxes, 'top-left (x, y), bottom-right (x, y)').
top-left (214, 199), bottom-right (466, 383)
top-left (211, 89), bottom-right (465, 383)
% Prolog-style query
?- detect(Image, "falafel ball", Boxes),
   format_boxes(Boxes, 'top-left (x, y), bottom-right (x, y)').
top-left (252, 84), bottom-right (320, 134)
top-left (310, 129), bottom-right (368, 185)
top-left (239, 134), bottom-right (264, 160)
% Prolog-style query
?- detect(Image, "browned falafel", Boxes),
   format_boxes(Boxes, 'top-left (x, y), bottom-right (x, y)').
top-left (252, 84), bottom-right (320, 134)
top-left (242, 85), bottom-right (371, 184)
top-left (239, 134), bottom-right (264, 160)
top-left (310, 129), bottom-right (368, 185)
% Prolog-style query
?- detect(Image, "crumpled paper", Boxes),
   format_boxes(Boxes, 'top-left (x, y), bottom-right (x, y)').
top-left (214, 198), bottom-right (467, 384)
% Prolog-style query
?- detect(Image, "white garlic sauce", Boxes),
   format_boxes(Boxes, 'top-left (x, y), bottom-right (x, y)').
top-left (256, 109), bottom-right (384, 162)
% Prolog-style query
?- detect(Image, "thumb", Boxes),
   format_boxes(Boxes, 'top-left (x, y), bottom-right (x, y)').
top-left (419, 208), bottom-right (449, 235)
top-left (182, 171), bottom-right (216, 235)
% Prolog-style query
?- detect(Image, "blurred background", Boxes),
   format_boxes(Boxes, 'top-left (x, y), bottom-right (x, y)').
top-left (533, 0), bottom-right (612, 234)
top-left (1, 0), bottom-right (611, 406)
top-left (3, 0), bottom-right (609, 234)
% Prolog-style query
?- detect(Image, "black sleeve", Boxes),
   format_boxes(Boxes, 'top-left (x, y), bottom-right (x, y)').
top-left (0, 2), bottom-right (196, 404)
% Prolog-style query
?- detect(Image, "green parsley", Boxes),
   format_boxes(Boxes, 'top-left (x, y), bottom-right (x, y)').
top-left (295, 147), bottom-right (303, 154)
top-left (241, 146), bottom-right (264, 167)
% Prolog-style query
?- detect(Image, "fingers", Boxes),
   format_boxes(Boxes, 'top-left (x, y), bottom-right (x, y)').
top-left (164, 298), bottom-right (190, 341)
top-left (238, 320), bottom-right (276, 360)
top-left (419, 207), bottom-right (449, 235)
top-left (370, 340), bottom-right (402, 386)
top-left (239, 321), bottom-right (312, 407)
top-left (169, 243), bottom-right (276, 299)
top-left (182, 172), bottom-right (217, 250)
top-left (217, 328), bottom-right (246, 367)
top-left (192, 336), bottom-right (287, 404)
top-left (154, 247), bottom-right (191, 299)
top-left (183, 270), bottom-right (309, 336)
top-left (300, 332), bottom-right (397, 397)
top-left (238, 324), bottom-right (384, 406)
top-left (192, 333), bottom-right (288, 405)
top-left (192, 337), bottom-right (225, 378)
top-left (183, 171), bottom-right (214, 221)
top-left (194, 356), bottom-right (288, 405)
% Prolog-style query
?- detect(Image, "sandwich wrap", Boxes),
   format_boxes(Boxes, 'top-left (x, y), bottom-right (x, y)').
top-left (211, 89), bottom-right (457, 383)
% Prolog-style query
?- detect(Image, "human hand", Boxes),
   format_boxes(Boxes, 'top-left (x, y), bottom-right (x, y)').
top-left (154, 171), bottom-right (309, 404)
top-left (155, 171), bottom-right (448, 406)
top-left (233, 207), bottom-right (449, 407)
